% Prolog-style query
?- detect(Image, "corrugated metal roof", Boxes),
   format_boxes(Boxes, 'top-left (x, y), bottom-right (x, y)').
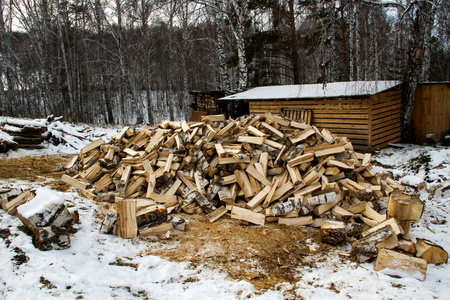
top-left (220, 81), bottom-right (401, 100)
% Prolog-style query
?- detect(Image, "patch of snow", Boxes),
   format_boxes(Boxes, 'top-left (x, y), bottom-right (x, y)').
top-left (17, 187), bottom-right (65, 218)
top-left (220, 81), bottom-right (400, 100)
top-left (399, 175), bottom-right (424, 187)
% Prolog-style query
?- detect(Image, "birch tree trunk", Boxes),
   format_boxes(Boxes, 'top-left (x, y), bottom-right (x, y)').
top-left (230, 0), bottom-right (248, 91)
top-left (215, 0), bottom-right (231, 92)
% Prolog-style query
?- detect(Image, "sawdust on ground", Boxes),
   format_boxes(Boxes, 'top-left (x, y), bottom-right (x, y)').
top-left (0, 155), bottom-right (338, 293)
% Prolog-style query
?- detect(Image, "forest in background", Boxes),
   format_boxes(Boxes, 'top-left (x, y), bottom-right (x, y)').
top-left (0, 0), bottom-right (449, 125)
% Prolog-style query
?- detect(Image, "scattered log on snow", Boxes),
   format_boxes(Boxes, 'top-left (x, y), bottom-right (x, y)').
top-left (415, 238), bottom-right (449, 264)
top-left (387, 191), bottom-right (424, 238)
top-left (352, 225), bottom-right (399, 262)
top-left (16, 188), bottom-right (75, 251)
top-left (375, 248), bottom-right (428, 281)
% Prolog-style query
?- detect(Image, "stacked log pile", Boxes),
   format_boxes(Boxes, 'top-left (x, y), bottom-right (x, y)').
top-left (0, 119), bottom-right (48, 150)
top-left (55, 113), bottom-right (447, 279)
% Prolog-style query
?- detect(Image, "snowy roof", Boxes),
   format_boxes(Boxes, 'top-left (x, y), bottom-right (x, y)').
top-left (220, 81), bottom-right (401, 100)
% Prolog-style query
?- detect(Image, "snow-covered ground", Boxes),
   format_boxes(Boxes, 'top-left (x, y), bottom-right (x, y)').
top-left (0, 119), bottom-right (449, 299)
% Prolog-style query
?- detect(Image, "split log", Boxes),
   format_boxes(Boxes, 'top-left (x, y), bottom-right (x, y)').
top-left (118, 199), bottom-right (138, 238)
top-left (320, 220), bottom-right (347, 245)
top-left (206, 206), bottom-right (227, 223)
top-left (17, 189), bottom-right (75, 250)
top-left (278, 216), bottom-right (313, 226)
top-left (396, 240), bottom-right (416, 255)
top-left (193, 191), bottom-right (217, 214)
top-left (352, 225), bottom-right (398, 262)
top-left (3, 190), bottom-right (34, 215)
top-left (100, 210), bottom-right (117, 234)
top-left (415, 239), bottom-right (448, 264)
top-left (375, 249), bottom-right (428, 281)
top-left (387, 191), bottom-right (424, 238)
top-left (231, 206), bottom-right (265, 226)
top-left (270, 197), bottom-right (302, 217)
top-left (140, 222), bottom-right (173, 237)
top-left (136, 205), bottom-right (167, 230)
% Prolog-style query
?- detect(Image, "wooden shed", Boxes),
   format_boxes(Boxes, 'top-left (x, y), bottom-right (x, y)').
top-left (220, 81), bottom-right (402, 151)
top-left (412, 82), bottom-right (450, 144)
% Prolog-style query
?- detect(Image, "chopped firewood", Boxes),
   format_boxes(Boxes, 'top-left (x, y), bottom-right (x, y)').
top-left (313, 199), bottom-right (340, 217)
top-left (287, 153), bottom-right (314, 167)
top-left (362, 203), bottom-right (386, 223)
top-left (415, 239), bottom-right (449, 264)
top-left (136, 205), bottom-right (167, 229)
top-left (397, 239), bottom-right (416, 255)
top-left (235, 170), bottom-right (254, 199)
top-left (118, 199), bottom-right (138, 238)
top-left (201, 114), bottom-right (226, 122)
top-left (80, 138), bottom-right (104, 155)
top-left (387, 191), bottom-right (424, 221)
top-left (269, 197), bottom-right (302, 217)
top-left (362, 218), bottom-right (404, 237)
top-left (246, 165), bottom-right (271, 186)
top-left (206, 206), bottom-right (227, 223)
top-left (387, 191), bottom-right (424, 238)
top-left (321, 220), bottom-right (347, 245)
top-left (332, 205), bottom-right (354, 217)
top-left (246, 185), bottom-right (271, 210)
top-left (314, 145), bottom-right (346, 157)
top-left (375, 249), bottom-right (428, 281)
top-left (61, 174), bottom-right (88, 190)
top-left (140, 222), bottom-right (173, 237)
top-left (346, 202), bottom-right (366, 214)
top-left (262, 179), bottom-right (279, 208)
top-left (290, 128), bottom-right (315, 144)
top-left (279, 216), bottom-right (313, 226)
top-left (3, 190), bottom-right (34, 215)
top-left (386, 177), bottom-right (406, 191)
top-left (352, 225), bottom-right (399, 262)
top-left (100, 210), bottom-right (117, 234)
top-left (231, 206), bottom-right (265, 226)
top-left (125, 176), bottom-right (146, 197)
top-left (17, 189), bottom-right (75, 250)
top-left (260, 122), bottom-right (284, 139)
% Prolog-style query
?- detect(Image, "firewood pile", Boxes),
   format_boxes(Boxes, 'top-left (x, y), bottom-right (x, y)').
top-left (0, 119), bottom-right (48, 151)
top-left (1, 113), bottom-right (446, 279)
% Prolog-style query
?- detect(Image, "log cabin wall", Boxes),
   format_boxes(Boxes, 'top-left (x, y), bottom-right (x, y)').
top-left (248, 85), bottom-right (402, 151)
top-left (412, 83), bottom-right (450, 144)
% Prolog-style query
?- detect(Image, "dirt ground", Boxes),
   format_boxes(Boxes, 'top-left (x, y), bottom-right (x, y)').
top-left (0, 155), bottom-right (339, 293)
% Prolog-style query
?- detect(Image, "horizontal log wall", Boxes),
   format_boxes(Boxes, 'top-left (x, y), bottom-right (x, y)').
top-left (412, 83), bottom-right (450, 144)
top-left (248, 86), bottom-right (402, 151)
